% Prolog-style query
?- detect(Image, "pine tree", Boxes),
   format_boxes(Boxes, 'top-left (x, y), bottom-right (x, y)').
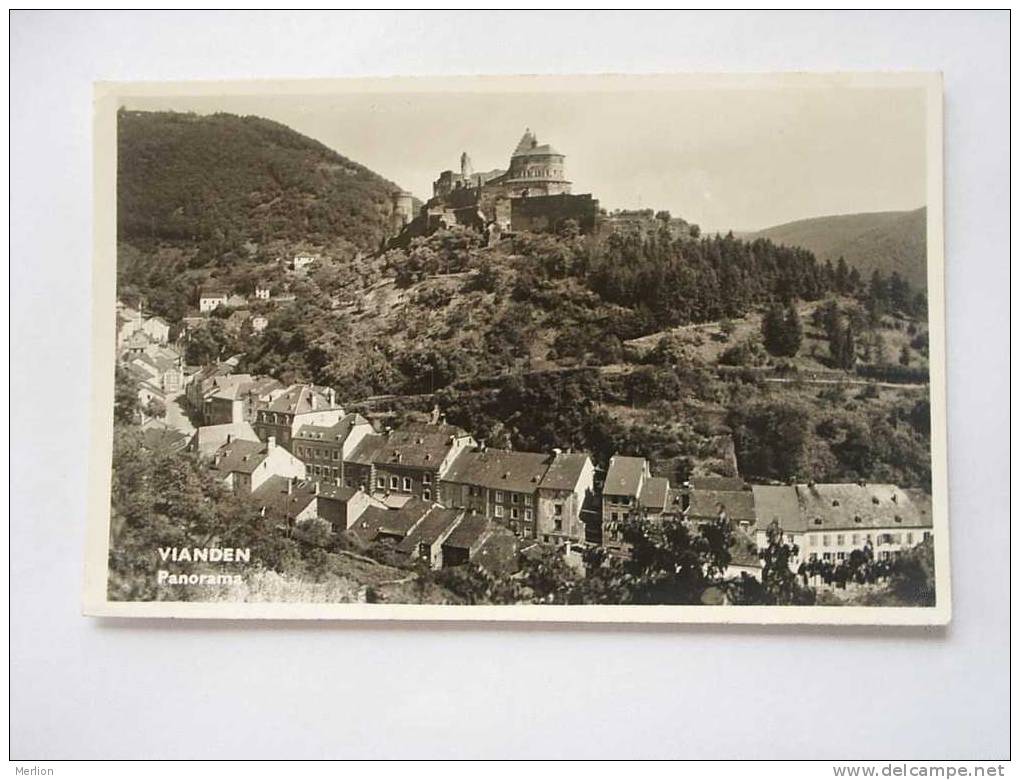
top-left (781, 304), bottom-right (803, 357)
top-left (761, 303), bottom-right (787, 357)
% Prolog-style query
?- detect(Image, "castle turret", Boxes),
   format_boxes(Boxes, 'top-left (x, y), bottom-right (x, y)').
top-left (460, 152), bottom-right (473, 179)
top-left (391, 190), bottom-right (414, 231)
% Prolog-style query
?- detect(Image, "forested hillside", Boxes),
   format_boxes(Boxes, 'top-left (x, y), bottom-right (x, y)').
top-left (117, 109), bottom-right (406, 254)
top-left (746, 208), bottom-right (927, 290)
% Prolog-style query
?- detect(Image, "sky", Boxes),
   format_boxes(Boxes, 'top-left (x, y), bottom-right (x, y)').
top-left (123, 80), bottom-right (928, 233)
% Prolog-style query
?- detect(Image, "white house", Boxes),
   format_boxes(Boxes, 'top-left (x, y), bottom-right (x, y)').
top-left (199, 289), bottom-right (229, 312)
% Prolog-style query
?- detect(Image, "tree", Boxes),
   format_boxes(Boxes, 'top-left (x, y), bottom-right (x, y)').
top-left (760, 521), bottom-right (815, 605)
top-left (762, 303), bottom-right (802, 358)
top-left (114, 366), bottom-right (140, 424)
top-left (898, 344), bottom-right (911, 367)
top-left (143, 397), bottom-right (167, 420)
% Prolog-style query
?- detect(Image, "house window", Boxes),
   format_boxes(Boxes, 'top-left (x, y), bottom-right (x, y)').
top-left (837, 552), bottom-right (846, 560)
top-left (524, 509), bottom-right (533, 521)
top-left (511, 493), bottom-right (519, 504)
top-left (808, 535), bottom-right (816, 547)
top-left (554, 517), bottom-right (562, 531)
top-left (423, 489), bottom-right (431, 501)
top-left (611, 512), bottom-right (619, 522)
top-left (510, 507), bottom-right (519, 519)
top-left (836, 535), bottom-right (845, 545)
top-left (813, 518), bottom-right (822, 526)
top-left (494, 505), bottom-right (504, 518)
top-left (554, 504), bottom-right (563, 516)
top-left (907, 533), bottom-right (914, 544)
top-left (822, 535), bottom-right (830, 546)
top-left (494, 491), bottom-right (503, 503)
top-left (852, 534), bottom-right (860, 545)
top-left (306, 466), bottom-right (313, 476)
top-left (390, 476), bottom-right (399, 490)
top-left (524, 495), bottom-right (532, 506)
top-left (423, 473), bottom-right (432, 484)
top-left (314, 466), bottom-right (321, 476)
top-left (332, 451), bottom-right (339, 461)
top-left (854, 516), bottom-right (862, 524)
top-left (923, 532), bottom-right (932, 541)
top-left (376, 476), bottom-right (385, 489)
top-left (786, 534), bottom-right (794, 544)
top-left (403, 477), bottom-right (412, 492)
top-left (823, 553), bottom-right (832, 561)
top-left (345, 478), bottom-right (353, 488)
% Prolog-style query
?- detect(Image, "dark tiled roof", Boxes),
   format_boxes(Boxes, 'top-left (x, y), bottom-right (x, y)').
top-left (347, 433), bottom-right (387, 466)
top-left (443, 448), bottom-right (550, 494)
top-left (639, 476), bottom-right (670, 511)
top-left (347, 506), bottom-right (392, 543)
top-left (251, 476), bottom-right (316, 517)
top-left (794, 483), bottom-right (929, 532)
top-left (377, 497), bottom-right (434, 537)
top-left (265, 385), bottom-right (334, 415)
top-left (539, 452), bottom-right (591, 492)
top-left (370, 426), bottom-right (466, 470)
top-left (396, 508), bottom-right (463, 553)
top-left (442, 512), bottom-right (490, 551)
top-left (604, 456), bottom-right (647, 498)
top-left (751, 485), bottom-right (804, 532)
top-left (208, 439), bottom-right (269, 476)
top-left (688, 489), bottom-right (757, 523)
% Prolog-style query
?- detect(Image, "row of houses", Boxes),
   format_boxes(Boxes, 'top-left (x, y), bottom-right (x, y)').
top-left (599, 455), bottom-right (933, 568)
top-left (181, 378), bottom-right (933, 576)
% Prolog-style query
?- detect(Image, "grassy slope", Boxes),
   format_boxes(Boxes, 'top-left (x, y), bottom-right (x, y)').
top-left (746, 208), bottom-right (927, 290)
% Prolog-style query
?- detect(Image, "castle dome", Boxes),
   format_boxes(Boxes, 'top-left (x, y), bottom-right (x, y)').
top-left (511, 129), bottom-right (562, 158)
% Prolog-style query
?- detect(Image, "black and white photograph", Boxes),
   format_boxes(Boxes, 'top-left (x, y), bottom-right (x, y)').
top-left (11, 9), bottom-right (1011, 765)
top-left (83, 73), bottom-right (948, 621)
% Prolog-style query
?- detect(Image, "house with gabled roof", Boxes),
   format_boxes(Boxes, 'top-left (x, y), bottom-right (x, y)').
top-left (252, 383), bottom-right (344, 451)
top-left (344, 421), bottom-right (476, 504)
top-left (292, 413), bottom-right (374, 487)
top-left (750, 482), bottom-right (933, 569)
top-left (207, 435), bottom-right (305, 495)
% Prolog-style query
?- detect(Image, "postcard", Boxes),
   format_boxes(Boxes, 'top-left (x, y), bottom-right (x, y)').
top-left (84, 73), bottom-right (948, 623)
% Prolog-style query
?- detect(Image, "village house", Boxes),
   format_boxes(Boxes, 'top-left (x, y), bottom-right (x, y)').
top-left (343, 421), bottom-right (476, 503)
top-left (750, 482), bottom-right (933, 569)
top-left (253, 284), bottom-right (271, 301)
top-left (684, 483), bottom-right (758, 532)
top-left (251, 475), bottom-right (385, 536)
top-left (600, 455), bottom-right (652, 557)
top-left (251, 314), bottom-right (269, 334)
top-left (116, 302), bottom-right (170, 350)
top-left (252, 384), bottom-right (344, 451)
top-left (199, 289), bottom-right (229, 313)
top-left (197, 374), bottom-right (282, 426)
top-left (187, 421), bottom-right (260, 457)
top-left (207, 435), bottom-right (306, 495)
top-left (439, 446), bottom-right (595, 545)
top-left (395, 506), bottom-right (467, 569)
top-left (292, 413), bottom-right (375, 486)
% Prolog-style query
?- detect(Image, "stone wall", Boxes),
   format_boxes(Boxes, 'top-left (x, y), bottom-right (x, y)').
top-left (510, 193), bottom-right (599, 234)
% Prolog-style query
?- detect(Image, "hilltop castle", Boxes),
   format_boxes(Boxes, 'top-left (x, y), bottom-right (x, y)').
top-left (389, 129), bottom-right (599, 245)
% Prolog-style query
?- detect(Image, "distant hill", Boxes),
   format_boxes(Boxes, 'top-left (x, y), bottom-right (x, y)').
top-left (117, 109), bottom-right (407, 253)
top-left (745, 208), bottom-right (928, 290)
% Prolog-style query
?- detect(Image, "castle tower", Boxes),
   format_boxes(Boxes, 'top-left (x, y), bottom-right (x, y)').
top-left (504, 129), bottom-right (571, 197)
top-left (460, 152), bottom-right (473, 179)
top-left (391, 190), bottom-right (414, 230)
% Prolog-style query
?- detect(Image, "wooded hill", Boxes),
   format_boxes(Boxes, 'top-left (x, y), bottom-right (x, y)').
top-left (117, 109), bottom-right (407, 255)
top-left (745, 208), bottom-right (928, 290)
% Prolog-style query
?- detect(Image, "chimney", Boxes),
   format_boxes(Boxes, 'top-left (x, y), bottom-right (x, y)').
top-left (310, 391), bottom-right (318, 411)
top-left (328, 388), bottom-right (336, 407)
top-left (314, 482), bottom-right (320, 496)
top-left (287, 477), bottom-right (294, 495)
top-left (226, 434), bottom-right (232, 444)
top-left (268, 435), bottom-right (276, 450)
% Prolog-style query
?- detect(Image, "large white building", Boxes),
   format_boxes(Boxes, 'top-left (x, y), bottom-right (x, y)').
top-left (751, 482), bottom-right (933, 567)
